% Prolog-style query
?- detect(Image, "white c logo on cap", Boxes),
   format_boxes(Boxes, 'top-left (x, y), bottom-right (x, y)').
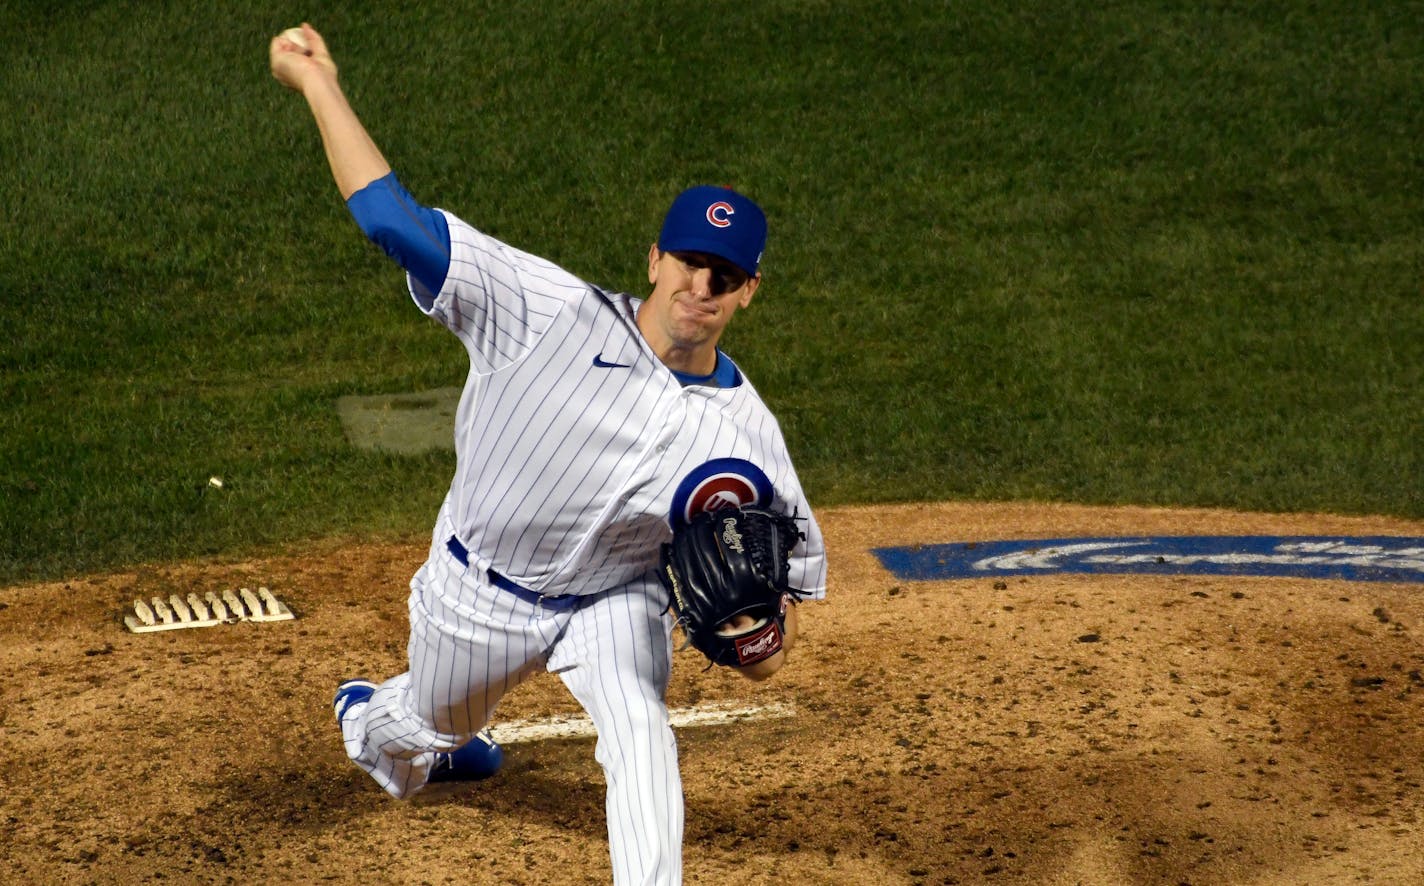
top-left (706, 201), bottom-right (735, 228)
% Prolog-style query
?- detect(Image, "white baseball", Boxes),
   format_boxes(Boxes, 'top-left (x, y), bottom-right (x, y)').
top-left (280, 27), bottom-right (310, 51)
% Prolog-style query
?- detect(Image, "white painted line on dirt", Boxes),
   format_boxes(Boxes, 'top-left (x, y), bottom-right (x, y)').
top-left (493, 700), bottom-right (795, 744)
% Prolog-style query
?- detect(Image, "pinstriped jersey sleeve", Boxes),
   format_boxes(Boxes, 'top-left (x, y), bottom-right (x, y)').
top-left (779, 471), bottom-right (828, 599)
top-left (740, 394), bottom-right (826, 599)
top-left (409, 211), bottom-right (588, 373)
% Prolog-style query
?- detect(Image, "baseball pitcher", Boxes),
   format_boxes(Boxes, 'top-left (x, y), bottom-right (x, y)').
top-left (270, 24), bottom-right (827, 885)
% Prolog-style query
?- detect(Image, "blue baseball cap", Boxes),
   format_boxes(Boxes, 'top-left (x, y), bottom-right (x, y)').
top-left (657, 185), bottom-right (767, 277)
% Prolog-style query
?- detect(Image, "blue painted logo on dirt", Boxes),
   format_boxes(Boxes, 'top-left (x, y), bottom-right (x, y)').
top-left (873, 536), bottom-right (1424, 584)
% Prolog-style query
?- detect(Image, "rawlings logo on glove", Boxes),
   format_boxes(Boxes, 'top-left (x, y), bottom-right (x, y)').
top-left (721, 517), bottom-right (745, 552)
top-left (658, 506), bottom-right (806, 668)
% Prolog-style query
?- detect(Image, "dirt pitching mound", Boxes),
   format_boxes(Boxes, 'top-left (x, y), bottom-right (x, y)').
top-left (3, 501), bottom-right (1423, 884)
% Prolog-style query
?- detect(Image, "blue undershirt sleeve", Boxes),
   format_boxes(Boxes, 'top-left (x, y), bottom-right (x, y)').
top-left (345, 172), bottom-right (452, 295)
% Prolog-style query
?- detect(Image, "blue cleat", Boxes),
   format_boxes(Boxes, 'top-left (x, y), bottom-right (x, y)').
top-left (333, 679), bottom-right (377, 722)
top-left (428, 730), bottom-right (504, 782)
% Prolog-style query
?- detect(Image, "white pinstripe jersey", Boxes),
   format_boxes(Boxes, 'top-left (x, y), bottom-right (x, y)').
top-left (409, 211), bottom-right (827, 600)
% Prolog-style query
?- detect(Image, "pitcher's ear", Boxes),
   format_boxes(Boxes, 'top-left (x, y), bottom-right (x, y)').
top-left (738, 273), bottom-right (761, 308)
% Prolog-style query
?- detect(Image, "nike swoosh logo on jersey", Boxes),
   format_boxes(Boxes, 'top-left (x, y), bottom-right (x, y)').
top-left (593, 353), bottom-right (632, 368)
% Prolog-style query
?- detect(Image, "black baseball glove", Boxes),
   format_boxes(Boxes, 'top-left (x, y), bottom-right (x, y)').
top-left (658, 506), bottom-right (807, 668)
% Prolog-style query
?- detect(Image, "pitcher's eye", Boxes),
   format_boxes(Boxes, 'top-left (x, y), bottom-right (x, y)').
top-left (713, 268), bottom-right (748, 293)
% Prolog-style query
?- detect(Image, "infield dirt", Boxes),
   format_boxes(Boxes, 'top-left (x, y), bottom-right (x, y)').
top-left (4, 501), bottom-right (1423, 885)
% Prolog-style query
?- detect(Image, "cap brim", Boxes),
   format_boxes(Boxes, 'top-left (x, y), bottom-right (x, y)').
top-left (658, 236), bottom-right (759, 277)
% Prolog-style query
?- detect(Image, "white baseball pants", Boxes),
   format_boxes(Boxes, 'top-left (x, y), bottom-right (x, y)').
top-left (338, 530), bottom-right (683, 885)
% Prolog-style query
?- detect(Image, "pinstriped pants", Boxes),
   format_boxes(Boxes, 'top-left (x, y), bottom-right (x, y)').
top-left (337, 536), bottom-right (683, 885)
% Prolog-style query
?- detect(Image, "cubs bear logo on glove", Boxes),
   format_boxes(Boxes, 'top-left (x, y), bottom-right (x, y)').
top-left (658, 506), bottom-right (806, 668)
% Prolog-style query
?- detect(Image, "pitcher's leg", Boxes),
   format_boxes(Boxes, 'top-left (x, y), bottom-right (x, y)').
top-left (340, 670), bottom-right (449, 798)
top-left (551, 579), bottom-right (680, 885)
top-left (339, 550), bottom-right (566, 799)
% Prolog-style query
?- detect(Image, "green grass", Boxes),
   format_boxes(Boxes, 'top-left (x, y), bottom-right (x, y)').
top-left (2, 1), bottom-right (1421, 582)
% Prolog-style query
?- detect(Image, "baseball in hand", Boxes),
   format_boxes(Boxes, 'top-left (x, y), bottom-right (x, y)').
top-left (280, 27), bottom-right (310, 52)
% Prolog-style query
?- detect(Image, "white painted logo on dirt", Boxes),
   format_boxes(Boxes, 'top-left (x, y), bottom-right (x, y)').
top-left (973, 541), bottom-right (1147, 571)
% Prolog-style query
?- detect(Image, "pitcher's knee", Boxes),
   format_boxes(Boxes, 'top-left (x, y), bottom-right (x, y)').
top-left (594, 716), bottom-right (676, 773)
